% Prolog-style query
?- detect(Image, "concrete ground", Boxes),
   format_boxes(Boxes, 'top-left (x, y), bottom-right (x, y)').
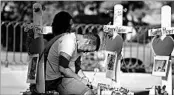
top-left (1, 52), bottom-right (174, 95)
top-left (1, 65), bottom-right (29, 95)
top-left (2, 65), bottom-right (174, 95)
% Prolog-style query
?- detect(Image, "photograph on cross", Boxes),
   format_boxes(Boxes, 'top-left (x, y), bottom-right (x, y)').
top-left (152, 56), bottom-right (169, 77)
top-left (1, 1), bottom-right (174, 95)
top-left (26, 54), bottom-right (39, 84)
top-left (105, 51), bottom-right (118, 80)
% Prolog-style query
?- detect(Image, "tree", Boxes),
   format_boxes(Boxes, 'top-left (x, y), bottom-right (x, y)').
top-left (1, 1), bottom-right (34, 22)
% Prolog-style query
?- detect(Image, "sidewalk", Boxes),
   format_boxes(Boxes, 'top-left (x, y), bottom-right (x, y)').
top-left (1, 65), bottom-right (166, 95)
top-left (1, 65), bottom-right (29, 95)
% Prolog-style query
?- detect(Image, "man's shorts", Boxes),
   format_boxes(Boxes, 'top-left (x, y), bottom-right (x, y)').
top-left (46, 78), bottom-right (90, 95)
top-left (57, 78), bottom-right (90, 95)
top-left (45, 77), bottom-right (63, 91)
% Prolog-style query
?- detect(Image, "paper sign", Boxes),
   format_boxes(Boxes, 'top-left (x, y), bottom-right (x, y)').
top-left (148, 27), bottom-right (174, 36)
top-left (43, 26), bottom-right (52, 34)
top-left (97, 83), bottom-right (134, 95)
top-left (103, 25), bottom-right (133, 34)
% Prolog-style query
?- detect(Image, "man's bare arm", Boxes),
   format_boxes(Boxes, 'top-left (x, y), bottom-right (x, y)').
top-left (74, 56), bottom-right (88, 78)
top-left (77, 69), bottom-right (87, 78)
top-left (58, 52), bottom-right (82, 81)
top-left (59, 66), bottom-right (82, 81)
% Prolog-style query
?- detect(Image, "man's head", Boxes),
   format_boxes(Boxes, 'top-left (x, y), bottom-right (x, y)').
top-left (52, 11), bottom-right (73, 36)
top-left (76, 33), bottom-right (100, 52)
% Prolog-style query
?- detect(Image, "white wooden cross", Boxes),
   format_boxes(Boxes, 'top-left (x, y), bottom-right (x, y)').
top-left (148, 6), bottom-right (174, 38)
top-left (25, 3), bottom-right (45, 93)
top-left (103, 4), bottom-right (133, 85)
top-left (148, 5), bottom-right (174, 95)
top-left (103, 5), bottom-right (133, 35)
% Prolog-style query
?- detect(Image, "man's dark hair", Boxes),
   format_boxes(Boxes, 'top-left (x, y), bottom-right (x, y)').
top-left (52, 11), bottom-right (72, 36)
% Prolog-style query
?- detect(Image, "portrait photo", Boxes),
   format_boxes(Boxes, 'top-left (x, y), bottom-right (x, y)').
top-left (152, 56), bottom-right (169, 77)
top-left (27, 54), bottom-right (39, 83)
top-left (107, 53), bottom-right (116, 70)
top-left (105, 51), bottom-right (118, 80)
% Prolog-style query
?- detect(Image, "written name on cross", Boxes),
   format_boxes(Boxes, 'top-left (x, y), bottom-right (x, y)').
top-left (103, 25), bottom-right (133, 34)
top-left (149, 27), bottom-right (174, 36)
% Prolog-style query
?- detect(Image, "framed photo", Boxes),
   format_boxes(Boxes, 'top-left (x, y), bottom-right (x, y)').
top-left (152, 56), bottom-right (169, 77)
top-left (105, 51), bottom-right (118, 81)
top-left (27, 54), bottom-right (39, 83)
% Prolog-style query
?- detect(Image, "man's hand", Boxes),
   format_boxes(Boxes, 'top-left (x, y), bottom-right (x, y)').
top-left (81, 78), bottom-right (88, 85)
top-left (81, 77), bottom-right (89, 85)
top-left (81, 77), bottom-right (94, 89)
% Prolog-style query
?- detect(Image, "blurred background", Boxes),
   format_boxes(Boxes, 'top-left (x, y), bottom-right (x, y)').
top-left (1, 1), bottom-right (174, 73)
top-left (1, 1), bottom-right (174, 95)
top-left (1, 1), bottom-right (174, 25)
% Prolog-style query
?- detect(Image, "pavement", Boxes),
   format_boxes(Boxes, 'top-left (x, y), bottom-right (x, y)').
top-left (1, 65), bottom-right (29, 95)
top-left (1, 52), bottom-right (174, 95)
top-left (1, 65), bottom-right (171, 95)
